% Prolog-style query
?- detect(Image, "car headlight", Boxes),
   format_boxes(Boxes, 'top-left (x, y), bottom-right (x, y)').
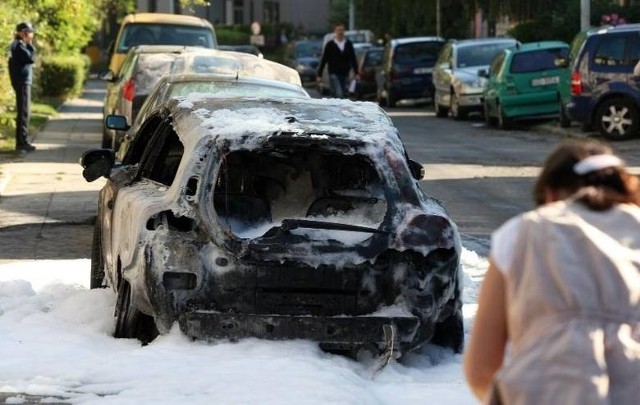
top-left (461, 78), bottom-right (485, 89)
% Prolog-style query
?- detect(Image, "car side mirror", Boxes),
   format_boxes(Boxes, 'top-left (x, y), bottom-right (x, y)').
top-left (80, 149), bottom-right (116, 182)
top-left (478, 68), bottom-right (489, 78)
top-left (105, 115), bottom-right (130, 131)
top-left (408, 159), bottom-right (425, 181)
top-left (98, 69), bottom-right (116, 82)
top-left (554, 57), bottom-right (569, 68)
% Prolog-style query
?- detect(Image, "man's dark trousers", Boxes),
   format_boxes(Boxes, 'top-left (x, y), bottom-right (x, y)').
top-left (13, 82), bottom-right (31, 148)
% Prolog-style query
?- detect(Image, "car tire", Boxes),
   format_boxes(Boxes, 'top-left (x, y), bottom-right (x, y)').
top-left (484, 101), bottom-right (497, 126)
top-left (434, 98), bottom-right (448, 118)
top-left (90, 218), bottom-right (105, 289)
top-left (450, 92), bottom-right (467, 120)
top-left (497, 103), bottom-right (511, 130)
top-left (115, 279), bottom-right (158, 344)
top-left (595, 97), bottom-right (639, 140)
top-left (430, 306), bottom-right (464, 354)
top-left (558, 98), bottom-right (571, 128)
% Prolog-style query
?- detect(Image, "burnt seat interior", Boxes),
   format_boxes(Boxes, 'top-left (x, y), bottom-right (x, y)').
top-left (213, 149), bottom-right (384, 228)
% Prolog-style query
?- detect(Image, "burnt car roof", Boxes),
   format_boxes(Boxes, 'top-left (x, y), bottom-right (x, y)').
top-left (168, 97), bottom-right (404, 154)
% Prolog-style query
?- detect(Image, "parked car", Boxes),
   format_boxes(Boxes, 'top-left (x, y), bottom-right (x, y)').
top-left (284, 40), bottom-right (323, 83)
top-left (354, 46), bottom-right (384, 100)
top-left (564, 24), bottom-right (640, 140)
top-left (218, 44), bottom-right (263, 58)
top-left (107, 12), bottom-right (217, 75)
top-left (118, 73), bottom-right (310, 161)
top-left (378, 36), bottom-right (445, 107)
top-left (483, 41), bottom-right (570, 129)
top-left (433, 37), bottom-right (518, 119)
top-left (80, 95), bottom-right (463, 357)
top-left (100, 45), bottom-right (190, 150)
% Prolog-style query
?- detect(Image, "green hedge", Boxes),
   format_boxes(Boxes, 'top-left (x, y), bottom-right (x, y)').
top-left (216, 27), bottom-right (251, 45)
top-left (37, 55), bottom-right (90, 100)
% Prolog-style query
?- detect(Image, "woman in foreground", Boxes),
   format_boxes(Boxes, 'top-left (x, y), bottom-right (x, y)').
top-left (464, 140), bottom-right (640, 404)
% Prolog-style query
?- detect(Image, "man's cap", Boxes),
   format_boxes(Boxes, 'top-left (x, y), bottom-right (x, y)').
top-left (16, 22), bottom-right (34, 33)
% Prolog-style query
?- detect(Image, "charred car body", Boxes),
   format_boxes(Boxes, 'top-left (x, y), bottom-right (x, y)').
top-left (82, 96), bottom-right (463, 356)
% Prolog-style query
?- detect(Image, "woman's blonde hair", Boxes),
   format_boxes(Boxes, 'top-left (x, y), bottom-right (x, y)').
top-left (533, 139), bottom-right (640, 210)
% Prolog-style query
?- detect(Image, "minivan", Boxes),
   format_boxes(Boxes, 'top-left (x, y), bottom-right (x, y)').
top-left (378, 36), bottom-right (445, 107)
top-left (564, 24), bottom-right (640, 140)
top-left (483, 41), bottom-right (570, 129)
top-left (108, 12), bottom-right (217, 75)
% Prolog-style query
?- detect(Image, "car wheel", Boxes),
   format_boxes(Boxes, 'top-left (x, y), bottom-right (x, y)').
top-left (558, 98), bottom-right (571, 128)
top-left (90, 218), bottom-right (105, 289)
top-left (450, 92), bottom-right (467, 120)
top-left (434, 98), bottom-right (449, 118)
top-left (430, 306), bottom-right (464, 354)
top-left (497, 103), bottom-right (511, 130)
top-left (484, 101), bottom-right (497, 126)
top-left (595, 97), bottom-right (639, 140)
top-left (115, 279), bottom-right (158, 344)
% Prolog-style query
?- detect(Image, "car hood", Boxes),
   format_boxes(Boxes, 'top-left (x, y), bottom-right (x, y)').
top-left (453, 65), bottom-right (488, 80)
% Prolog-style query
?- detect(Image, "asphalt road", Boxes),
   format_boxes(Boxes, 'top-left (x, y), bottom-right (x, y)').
top-left (383, 103), bottom-right (640, 255)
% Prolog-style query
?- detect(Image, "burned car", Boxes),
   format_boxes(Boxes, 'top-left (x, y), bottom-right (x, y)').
top-left (81, 96), bottom-right (463, 357)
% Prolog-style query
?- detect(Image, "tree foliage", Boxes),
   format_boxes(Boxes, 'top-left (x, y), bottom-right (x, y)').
top-left (337, 0), bottom-right (640, 44)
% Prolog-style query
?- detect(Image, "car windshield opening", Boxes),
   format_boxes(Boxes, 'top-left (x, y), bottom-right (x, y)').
top-left (212, 149), bottom-right (388, 242)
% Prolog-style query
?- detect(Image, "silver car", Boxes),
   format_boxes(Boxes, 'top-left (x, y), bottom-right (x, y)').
top-left (432, 37), bottom-right (518, 120)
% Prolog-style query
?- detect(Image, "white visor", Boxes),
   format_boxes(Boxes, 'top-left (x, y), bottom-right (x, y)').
top-left (573, 154), bottom-right (623, 175)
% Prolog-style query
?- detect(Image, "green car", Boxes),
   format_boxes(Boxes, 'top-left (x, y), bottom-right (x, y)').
top-left (482, 41), bottom-right (570, 129)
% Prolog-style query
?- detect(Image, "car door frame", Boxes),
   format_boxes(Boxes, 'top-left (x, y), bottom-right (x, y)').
top-left (100, 112), bottom-right (168, 288)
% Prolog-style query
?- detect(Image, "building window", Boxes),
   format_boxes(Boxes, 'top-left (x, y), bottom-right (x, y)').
top-left (234, 0), bottom-right (244, 24)
top-left (264, 1), bottom-right (279, 23)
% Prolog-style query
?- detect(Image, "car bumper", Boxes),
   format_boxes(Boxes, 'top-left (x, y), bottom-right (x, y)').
top-left (457, 92), bottom-right (484, 109)
top-left (389, 75), bottom-right (434, 100)
top-left (179, 311), bottom-right (420, 346)
top-left (501, 92), bottom-right (558, 118)
top-left (566, 95), bottom-right (594, 123)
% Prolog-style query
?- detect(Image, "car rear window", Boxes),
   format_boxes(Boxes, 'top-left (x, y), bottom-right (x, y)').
top-left (135, 54), bottom-right (180, 94)
top-left (118, 23), bottom-right (215, 53)
top-left (168, 81), bottom-right (307, 99)
top-left (593, 35), bottom-right (628, 66)
top-left (363, 49), bottom-right (383, 67)
top-left (510, 47), bottom-right (569, 73)
top-left (395, 42), bottom-right (443, 66)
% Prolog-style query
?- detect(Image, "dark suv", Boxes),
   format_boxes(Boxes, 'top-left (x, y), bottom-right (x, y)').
top-left (565, 24), bottom-right (640, 140)
top-left (378, 36), bottom-right (445, 107)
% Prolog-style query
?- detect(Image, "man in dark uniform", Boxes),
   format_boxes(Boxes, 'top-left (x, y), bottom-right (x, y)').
top-left (316, 23), bottom-right (359, 98)
top-left (9, 22), bottom-right (37, 153)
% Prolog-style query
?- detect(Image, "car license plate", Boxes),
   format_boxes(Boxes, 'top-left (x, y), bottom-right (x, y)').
top-left (531, 76), bottom-right (560, 86)
top-left (413, 67), bottom-right (432, 74)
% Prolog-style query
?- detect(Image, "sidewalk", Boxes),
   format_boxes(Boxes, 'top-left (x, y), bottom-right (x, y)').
top-left (0, 79), bottom-right (107, 264)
